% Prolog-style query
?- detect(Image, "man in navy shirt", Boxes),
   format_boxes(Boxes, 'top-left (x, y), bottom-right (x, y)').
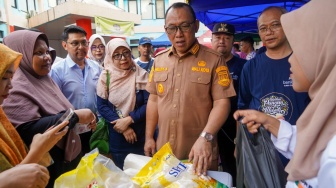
top-left (238, 6), bottom-right (310, 165)
top-left (211, 23), bottom-right (246, 186)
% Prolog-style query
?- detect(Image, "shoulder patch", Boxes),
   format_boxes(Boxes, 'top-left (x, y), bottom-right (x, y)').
top-left (216, 66), bottom-right (231, 87)
top-left (155, 47), bottom-right (170, 57)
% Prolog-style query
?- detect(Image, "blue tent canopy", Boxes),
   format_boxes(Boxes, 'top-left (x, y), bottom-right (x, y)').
top-left (151, 33), bottom-right (171, 47)
top-left (189, 0), bottom-right (309, 34)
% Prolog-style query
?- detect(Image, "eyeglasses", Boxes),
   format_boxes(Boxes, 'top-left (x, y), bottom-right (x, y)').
top-left (66, 40), bottom-right (89, 48)
top-left (91, 44), bottom-right (105, 51)
top-left (113, 51), bottom-right (131, 60)
top-left (165, 21), bottom-right (195, 35)
top-left (258, 23), bottom-right (282, 34)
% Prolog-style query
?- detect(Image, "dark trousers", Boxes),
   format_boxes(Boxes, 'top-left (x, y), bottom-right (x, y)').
top-left (218, 118), bottom-right (237, 186)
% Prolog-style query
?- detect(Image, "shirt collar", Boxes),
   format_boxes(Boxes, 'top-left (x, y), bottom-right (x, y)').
top-left (168, 40), bottom-right (200, 58)
top-left (65, 55), bottom-right (91, 68)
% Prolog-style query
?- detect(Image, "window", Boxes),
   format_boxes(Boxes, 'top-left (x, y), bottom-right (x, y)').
top-left (0, 30), bottom-right (3, 44)
top-left (27, 0), bottom-right (36, 13)
top-left (141, 0), bottom-right (153, 19)
top-left (20, 0), bottom-right (28, 12)
top-left (11, 0), bottom-right (17, 8)
top-left (57, 0), bottom-right (66, 5)
top-left (130, 39), bottom-right (139, 45)
top-left (106, 0), bottom-right (116, 5)
top-left (156, 0), bottom-right (165, 19)
top-left (128, 0), bottom-right (137, 14)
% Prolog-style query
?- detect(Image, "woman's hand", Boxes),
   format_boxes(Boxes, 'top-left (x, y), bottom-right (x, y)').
top-left (122, 127), bottom-right (137, 144)
top-left (23, 120), bottom-right (69, 164)
top-left (112, 116), bottom-right (133, 133)
top-left (233, 109), bottom-right (280, 136)
top-left (0, 164), bottom-right (49, 188)
top-left (74, 109), bottom-right (96, 131)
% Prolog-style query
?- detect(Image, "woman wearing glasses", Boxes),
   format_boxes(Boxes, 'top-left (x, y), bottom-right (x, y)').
top-left (3, 30), bottom-right (96, 188)
top-left (88, 34), bottom-right (106, 66)
top-left (96, 38), bottom-right (149, 169)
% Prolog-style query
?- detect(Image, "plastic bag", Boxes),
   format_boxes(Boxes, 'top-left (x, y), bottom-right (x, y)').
top-left (132, 142), bottom-right (228, 188)
top-left (89, 118), bottom-right (109, 155)
top-left (236, 122), bottom-right (287, 188)
top-left (54, 149), bottom-right (136, 188)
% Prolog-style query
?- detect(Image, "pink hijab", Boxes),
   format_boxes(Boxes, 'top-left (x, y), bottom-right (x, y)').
top-left (281, 0), bottom-right (336, 180)
top-left (97, 38), bottom-right (148, 117)
top-left (3, 30), bottom-right (74, 127)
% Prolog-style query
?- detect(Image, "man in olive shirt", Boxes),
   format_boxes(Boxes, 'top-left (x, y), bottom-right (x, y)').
top-left (144, 2), bottom-right (236, 175)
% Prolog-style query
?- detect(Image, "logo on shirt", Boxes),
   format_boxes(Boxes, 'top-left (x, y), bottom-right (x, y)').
top-left (155, 67), bottom-right (168, 72)
top-left (230, 72), bottom-right (238, 80)
top-left (191, 66), bottom-right (210, 73)
top-left (283, 77), bottom-right (293, 87)
top-left (157, 83), bottom-right (164, 94)
top-left (198, 60), bottom-right (206, 67)
top-left (216, 66), bottom-right (230, 87)
top-left (260, 93), bottom-right (293, 121)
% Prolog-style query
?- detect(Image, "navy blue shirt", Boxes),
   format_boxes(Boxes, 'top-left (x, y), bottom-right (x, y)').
top-left (238, 53), bottom-right (309, 125)
top-left (97, 90), bottom-right (149, 153)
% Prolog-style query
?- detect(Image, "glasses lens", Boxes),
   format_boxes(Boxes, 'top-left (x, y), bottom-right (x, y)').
top-left (98, 44), bottom-right (105, 49)
top-left (91, 46), bottom-right (97, 51)
top-left (180, 23), bottom-right (191, 32)
top-left (113, 54), bottom-right (121, 60)
top-left (81, 41), bottom-right (89, 47)
top-left (166, 26), bottom-right (177, 34)
top-left (123, 51), bottom-right (130, 57)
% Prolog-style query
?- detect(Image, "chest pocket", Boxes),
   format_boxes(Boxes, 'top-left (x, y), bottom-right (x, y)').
top-left (153, 72), bottom-right (168, 95)
top-left (190, 73), bottom-right (211, 85)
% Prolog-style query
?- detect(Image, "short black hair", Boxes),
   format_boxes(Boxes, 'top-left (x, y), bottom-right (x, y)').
top-left (165, 2), bottom-right (196, 22)
top-left (241, 36), bottom-right (254, 47)
top-left (61, 25), bottom-right (87, 41)
top-left (233, 43), bottom-right (240, 50)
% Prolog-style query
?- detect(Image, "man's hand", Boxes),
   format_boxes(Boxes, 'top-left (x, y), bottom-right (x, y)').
top-left (144, 138), bottom-right (156, 157)
top-left (123, 127), bottom-right (137, 144)
top-left (188, 137), bottom-right (212, 176)
top-left (112, 116), bottom-right (133, 133)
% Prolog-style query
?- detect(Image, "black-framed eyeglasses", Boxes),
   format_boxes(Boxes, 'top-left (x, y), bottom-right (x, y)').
top-left (258, 23), bottom-right (282, 34)
top-left (66, 40), bottom-right (89, 48)
top-left (165, 21), bottom-right (195, 35)
top-left (91, 44), bottom-right (105, 51)
top-left (113, 51), bottom-right (131, 60)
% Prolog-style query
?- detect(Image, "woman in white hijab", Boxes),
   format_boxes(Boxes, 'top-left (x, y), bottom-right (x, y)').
top-left (234, 0), bottom-right (336, 187)
top-left (88, 34), bottom-right (106, 66)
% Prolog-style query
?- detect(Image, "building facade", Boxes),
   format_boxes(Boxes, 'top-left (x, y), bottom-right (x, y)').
top-left (1, 0), bottom-right (207, 58)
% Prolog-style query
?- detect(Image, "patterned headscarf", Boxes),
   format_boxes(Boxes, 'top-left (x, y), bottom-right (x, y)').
top-left (0, 44), bottom-right (27, 171)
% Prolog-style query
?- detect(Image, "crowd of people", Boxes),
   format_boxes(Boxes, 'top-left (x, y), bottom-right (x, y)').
top-left (0, 0), bottom-right (335, 187)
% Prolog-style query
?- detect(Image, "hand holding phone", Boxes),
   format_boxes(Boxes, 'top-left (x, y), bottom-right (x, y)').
top-left (55, 109), bottom-right (74, 130)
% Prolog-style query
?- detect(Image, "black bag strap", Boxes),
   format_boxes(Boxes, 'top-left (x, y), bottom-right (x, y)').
top-left (106, 70), bottom-right (110, 95)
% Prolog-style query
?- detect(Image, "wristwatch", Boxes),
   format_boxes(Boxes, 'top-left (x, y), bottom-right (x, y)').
top-left (200, 132), bottom-right (214, 142)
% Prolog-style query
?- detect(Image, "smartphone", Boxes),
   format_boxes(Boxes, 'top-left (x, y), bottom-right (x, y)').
top-left (55, 109), bottom-right (74, 130)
